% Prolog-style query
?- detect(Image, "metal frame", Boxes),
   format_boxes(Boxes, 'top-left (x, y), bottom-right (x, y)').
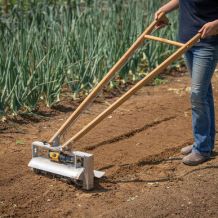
top-left (29, 141), bottom-right (104, 190)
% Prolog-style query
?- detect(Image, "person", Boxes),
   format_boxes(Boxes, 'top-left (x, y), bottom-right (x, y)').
top-left (155, 0), bottom-right (218, 165)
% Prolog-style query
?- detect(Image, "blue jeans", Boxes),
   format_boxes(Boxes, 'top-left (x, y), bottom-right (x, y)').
top-left (184, 45), bottom-right (218, 157)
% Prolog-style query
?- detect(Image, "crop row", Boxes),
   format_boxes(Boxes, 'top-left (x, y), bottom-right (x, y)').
top-left (0, 0), bottom-right (178, 114)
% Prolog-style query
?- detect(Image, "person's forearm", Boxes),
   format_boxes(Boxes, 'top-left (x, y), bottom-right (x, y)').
top-left (159, 0), bottom-right (179, 14)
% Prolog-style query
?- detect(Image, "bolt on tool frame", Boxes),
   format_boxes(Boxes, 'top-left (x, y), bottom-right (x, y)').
top-left (28, 13), bottom-right (201, 190)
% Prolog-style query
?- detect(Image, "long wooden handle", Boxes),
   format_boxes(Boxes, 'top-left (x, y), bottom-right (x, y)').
top-left (62, 33), bottom-right (201, 149)
top-left (49, 13), bottom-right (165, 144)
top-left (144, 35), bottom-right (185, 47)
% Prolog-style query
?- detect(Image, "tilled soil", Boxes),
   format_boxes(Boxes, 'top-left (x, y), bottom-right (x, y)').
top-left (1, 72), bottom-right (218, 218)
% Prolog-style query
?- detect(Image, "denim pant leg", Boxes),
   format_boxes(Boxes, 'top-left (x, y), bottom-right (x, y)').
top-left (184, 45), bottom-right (218, 157)
top-left (207, 83), bottom-right (216, 149)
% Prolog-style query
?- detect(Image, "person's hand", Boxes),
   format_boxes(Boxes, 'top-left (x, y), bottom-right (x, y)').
top-left (199, 20), bottom-right (218, 39)
top-left (154, 10), bottom-right (169, 29)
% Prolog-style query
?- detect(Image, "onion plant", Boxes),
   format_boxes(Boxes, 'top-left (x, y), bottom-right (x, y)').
top-left (0, 0), bottom-right (178, 114)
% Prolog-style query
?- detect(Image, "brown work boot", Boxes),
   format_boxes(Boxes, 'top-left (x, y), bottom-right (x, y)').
top-left (182, 152), bottom-right (210, 166)
top-left (180, 145), bottom-right (193, 155)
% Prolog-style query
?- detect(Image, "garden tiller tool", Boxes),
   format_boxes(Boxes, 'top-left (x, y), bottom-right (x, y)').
top-left (28, 13), bottom-right (201, 190)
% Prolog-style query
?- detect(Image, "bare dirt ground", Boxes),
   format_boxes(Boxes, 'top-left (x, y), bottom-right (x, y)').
top-left (1, 71), bottom-right (218, 218)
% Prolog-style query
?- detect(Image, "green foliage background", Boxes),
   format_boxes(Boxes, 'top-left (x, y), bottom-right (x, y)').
top-left (0, 0), bottom-right (178, 114)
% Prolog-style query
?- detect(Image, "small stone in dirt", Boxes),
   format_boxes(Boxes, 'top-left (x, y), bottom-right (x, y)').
top-left (127, 195), bottom-right (138, 202)
top-left (184, 112), bottom-right (189, 117)
top-left (147, 182), bottom-right (159, 187)
top-left (47, 199), bottom-right (51, 202)
top-left (136, 143), bottom-right (142, 146)
top-left (185, 87), bottom-right (191, 93)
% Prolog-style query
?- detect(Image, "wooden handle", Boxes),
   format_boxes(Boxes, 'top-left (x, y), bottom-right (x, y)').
top-left (62, 33), bottom-right (201, 149)
top-left (144, 35), bottom-right (185, 47)
top-left (49, 13), bottom-right (166, 145)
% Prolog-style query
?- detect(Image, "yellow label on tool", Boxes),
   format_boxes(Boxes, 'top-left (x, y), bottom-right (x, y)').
top-left (49, 152), bottom-right (60, 162)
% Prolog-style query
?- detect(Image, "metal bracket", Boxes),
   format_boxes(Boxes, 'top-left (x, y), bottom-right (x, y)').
top-left (52, 136), bottom-right (60, 147)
